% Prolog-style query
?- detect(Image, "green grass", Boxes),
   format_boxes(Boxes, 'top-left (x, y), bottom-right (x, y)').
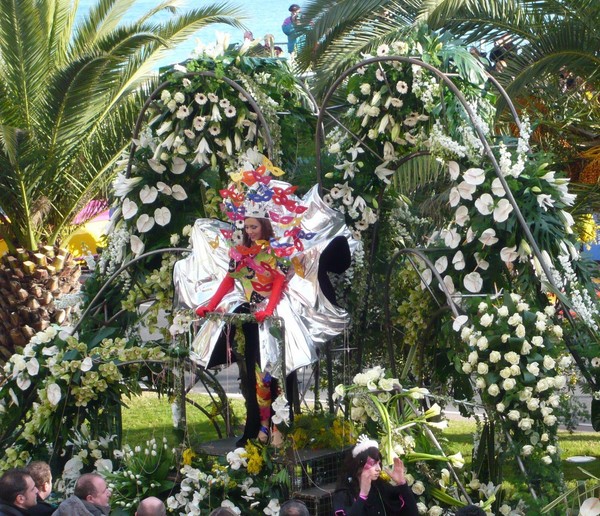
top-left (121, 394), bottom-right (600, 483)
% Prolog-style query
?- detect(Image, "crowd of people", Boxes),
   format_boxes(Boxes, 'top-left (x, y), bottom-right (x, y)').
top-left (0, 467), bottom-right (165, 516)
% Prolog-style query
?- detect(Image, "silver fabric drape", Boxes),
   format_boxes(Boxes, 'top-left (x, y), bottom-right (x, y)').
top-left (173, 185), bottom-right (360, 378)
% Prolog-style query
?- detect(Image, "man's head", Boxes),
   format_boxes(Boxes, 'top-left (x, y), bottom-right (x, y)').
top-left (0, 469), bottom-right (39, 509)
top-left (27, 461), bottom-right (52, 500)
top-left (135, 496), bottom-right (166, 516)
top-left (279, 499), bottom-right (310, 516)
top-left (74, 473), bottom-right (111, 508)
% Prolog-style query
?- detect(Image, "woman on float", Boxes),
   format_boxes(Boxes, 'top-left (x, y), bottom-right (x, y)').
top-left (333, 435), bottom-right (419, 516)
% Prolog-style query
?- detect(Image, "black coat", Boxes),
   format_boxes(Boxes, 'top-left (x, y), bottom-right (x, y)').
top-left (28, 500), bottom-right (55, 516)
top-left (332, 480), bottom-right (419, 516)
top-left (0, 502), bottom-right (30, 516)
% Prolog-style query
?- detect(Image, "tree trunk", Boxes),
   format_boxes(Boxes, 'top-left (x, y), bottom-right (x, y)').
top-left (0, 246), bottom-right (80, 361)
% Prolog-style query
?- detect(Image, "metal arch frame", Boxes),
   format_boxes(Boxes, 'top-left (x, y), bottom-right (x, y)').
top-left (125, 71), bottom-right (275, 178)
top-left (315, 54), bottom-right (594, 389)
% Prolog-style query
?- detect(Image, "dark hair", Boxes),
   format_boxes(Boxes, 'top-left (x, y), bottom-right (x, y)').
top-left (337, 446), bottom-right (382, 495)
top-left (242, 217), bottom-right (275, 247)
top-left (208, 509), bottom-right (238, 516)
top-left (455, 505), bottom-right (487, 516)
top-left (279, 499), bottom-right (310, 516)
top-left (27, 461), bottom-right (51, 489)
top-left (289, 4), bottom-right (300, 13)
top-left (74, 473), bottom-right (103, 499)
top-left (0, 469), bottom-right (32, 504)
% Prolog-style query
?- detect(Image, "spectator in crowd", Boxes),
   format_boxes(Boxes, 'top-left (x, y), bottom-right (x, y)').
top-left (0, 469), bottom-right (39, 516)
top-left (208, 509), bottom-right (238, 516)
top-left (52, 473), bottom-right (111, 516)
top-left (135, 497), bottom-right (166, 516)
top-left (279, 499), bottom-right (310, 516)
top-left (282, 4), bottom-right (302, 53)
top-left (26, 462), bottom-right (55, 516)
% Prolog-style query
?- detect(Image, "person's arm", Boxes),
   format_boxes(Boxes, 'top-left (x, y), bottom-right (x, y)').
top-left (254, 273), bottom-right (285, 323)
top-left (332, 488), bottom-right (368, 516)
top-left (195, 275), bottom-right (235, 317)
top-left (383, 458), bottom-right (419, 516)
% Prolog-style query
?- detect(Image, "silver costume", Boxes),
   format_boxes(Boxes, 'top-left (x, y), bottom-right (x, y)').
top-left (173, 185), bottom-right (360, 378)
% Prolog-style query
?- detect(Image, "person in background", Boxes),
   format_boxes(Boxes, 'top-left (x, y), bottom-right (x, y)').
top-left (26, 463), bottom-right (55, 516)
top-left (282, 4), bottom-right (301, 53)
top-left (455, 505), bottom-right (487, 516)
top-left (135, 497), bottom-right (166, 516)
top-left (279, 499), bottom-right (310, 516)
top-left (52, 473), bottom-right (111, 516)
top-left (0, 469), bottom-right (39, 516)
top-left (332, 435), bottom-right (419, 516)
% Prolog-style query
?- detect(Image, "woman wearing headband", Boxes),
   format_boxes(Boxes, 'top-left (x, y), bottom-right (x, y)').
top-left (333, 435), bottom-right (419, 515)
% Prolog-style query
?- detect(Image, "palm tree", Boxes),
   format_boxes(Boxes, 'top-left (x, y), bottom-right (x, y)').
top-left (0, 0), bottom-right (244, 351)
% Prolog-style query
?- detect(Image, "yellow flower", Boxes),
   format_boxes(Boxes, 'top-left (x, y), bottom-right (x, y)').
top-left (182, 448), bottom-right (196, 466)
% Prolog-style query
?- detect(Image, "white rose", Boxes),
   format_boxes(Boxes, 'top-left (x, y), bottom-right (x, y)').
top-left (519, 388), bottom-right (533, 401)
top-left (428, 506), bottom-right (443, 516)
top-left (544, 414), bottom-right (557, 426)
top-left (558, 356), bottom-right (572, 368)
top-left (475, 377), bottom-right (486, 389)
top-left (496, 402), bottom-right (506, 412)
top-left (515, 324), bottom-right (526, 338)
top-left (477, 363), bottom-right (489, 375)
top-left (411, 481), bottom-right (425, 495)
top-left (553, 375), bottom-right (567, 389)
top-left (480, 313), bottom-right (494, 327)
top-left (521, 341), bottom-right (532, 355)
top-left (527, 398), bottom-right (540, 411)
top-left (518, 417), bottom-right (534, 431)
top-left (497, 306), bottom-right (509, 317)
top-left (541, 455), bottom-right (552, 465)
top-left (541, 433), bottom-right (549, 442)
top-left (527, 363), bottom-right (540, 376)
top-left (500, 367), bottom-right (512, 379)
top-left (360, 83), bottom-right (371, 95)
top-left (543, 356), bottom-right (556, 370)
top-left (462, 363), bottom-right (473, 374)
top-left (504, 351), bottom-right (520, 365)
top-left (468, 351), bottom-right (479, 365)
top-left (489, 351), bottom-right (501, 363)
top-left (508, 410), bottom-right (520, 421)
top-left (536, 378), bottom-right (550, 392)
top-left (488, 384), bottom-right (500, 396)
top-left (510, 364), bottom-right (521, 376)
top-left (546, 445), bottom-right (557, 455)
top-left (476, 336), bottom-right (488, 351)
top-left (521, 445), bottom-right (534, 456)
top-left (502, 378), bottom-right (516, 391)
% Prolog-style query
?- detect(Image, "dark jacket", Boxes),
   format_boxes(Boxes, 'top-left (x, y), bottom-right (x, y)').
top-left (28, 500), bottom-right (55, 516)
top-left (51, 497), bottom-right (108, 516)
top-left (0, 502), bottom-right (30, 516)
top-left (332, 480), bottom-right (419, 516)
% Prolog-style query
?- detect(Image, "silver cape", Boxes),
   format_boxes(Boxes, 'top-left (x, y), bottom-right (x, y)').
top-left (173, 185), bottom-right (360, 378)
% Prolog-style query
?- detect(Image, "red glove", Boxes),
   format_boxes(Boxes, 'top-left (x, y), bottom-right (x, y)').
top-left (255, 273), bottom-right (285, 323)
top-left (195, 276), bottom-right (235, 317)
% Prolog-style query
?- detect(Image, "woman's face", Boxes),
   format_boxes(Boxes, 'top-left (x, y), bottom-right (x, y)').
top-left (361, 456), bottom-right (382, 480)
top-left (244, 217), bottom-right (263, 242)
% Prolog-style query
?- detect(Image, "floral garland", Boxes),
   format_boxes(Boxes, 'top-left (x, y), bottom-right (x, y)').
top-left (454, 293), bottom-right (572, 492)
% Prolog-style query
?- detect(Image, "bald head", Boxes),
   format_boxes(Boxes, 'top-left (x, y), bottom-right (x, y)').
top-left (136, 497), bottom-right (166, 516)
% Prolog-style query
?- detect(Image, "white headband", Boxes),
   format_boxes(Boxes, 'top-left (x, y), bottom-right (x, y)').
top-left (352, 434), bottom-right (379, 457)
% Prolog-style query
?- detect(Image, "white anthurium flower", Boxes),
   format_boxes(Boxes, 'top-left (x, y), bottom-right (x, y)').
top-left (463, 167), bottom-right (485, 185)
top-left (579, 497), bottom-right (600, 516)
top-left (156, 182), bottom-right (172, 195)
top-left (171, 185), bottom-right (188, 201)
top-left (457, 181), bottom-right (476, 200)
top-left (455, 206), bottom-right (469, 226)
top-left (442, 275), bottom-right (455, 294)
top-left (444, 228), bottom-right (461, 248)
top-left (420, 269), bottom-right (432, 288)
top-left (47, 383), bottom-right (62, 406)
top-left (80, 357), bottom-right (93, 372)
top-left (148, 158), bottom-right (166, 174)
top-left (94, 459), bottom-right (113, 475)
top-left (493, 198), bottom-right (513, 222)
top-left (130, 235), bottom-right (145, 256)
top-left (474, 193), bottom-right (494, 215)
top-left (452, 315), bottom-right (468, 332)
top-left (449, 187), bottom-right (461, 207)
top-left (475, 253), bottom-right (489, 270)
top-left (464, 271), bottom-right (483, 293)
top-left (448, 161), bottom-right (460, 180)
top-left (16, 375), bottom-right (31, 391)
top-left (139, 185), bottom-right (158, 204)
top-left (465, 226), bottom-right (475, 243)
top-left (452, 251), bottom-right (465, 270)
top-left (500, 246), bottom-right (518, 263)
top-left (171, 157), bottom-right (187, 175)
top-left (122, 198), bottom-right (138, 220)
top-left (479, 228), bottom-right (499, 246)
top-left (26, 357), bottom-right (39, 376)
top-left (435, 256), bottom-right (448, 273)
top-left (136, 214), bottom-right (155, 233)
top-left (383, 141), bottom-right (396, 160)
top-left (491, 177), bottom-right (506, 197)
top-left (154, 207), bottom-right (172, 226)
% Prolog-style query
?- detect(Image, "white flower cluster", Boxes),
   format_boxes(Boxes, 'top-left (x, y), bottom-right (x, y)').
top-left (456, 294), bottom-right (569, 460)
